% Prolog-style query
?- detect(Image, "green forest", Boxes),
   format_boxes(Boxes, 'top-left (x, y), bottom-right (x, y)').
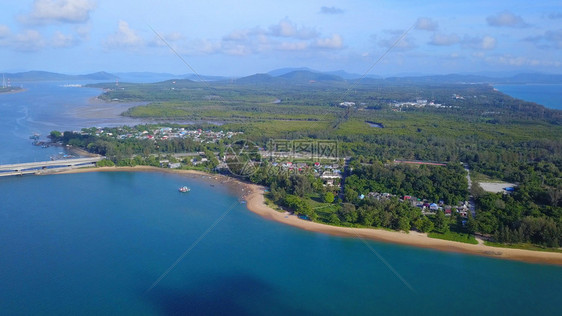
top-left (58, 77), bottom-right (562, 249)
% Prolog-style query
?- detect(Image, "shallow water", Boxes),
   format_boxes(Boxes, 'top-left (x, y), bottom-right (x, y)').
top-left (1, 171), bottom-right (561, 315)
top-left (1, 81), bottom-right (561, 315)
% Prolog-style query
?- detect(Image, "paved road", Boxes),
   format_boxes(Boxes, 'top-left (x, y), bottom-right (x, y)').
top-left (338, 157), bottom-right (351, 201)
top-left (464, 163), bottom-right (476, 218)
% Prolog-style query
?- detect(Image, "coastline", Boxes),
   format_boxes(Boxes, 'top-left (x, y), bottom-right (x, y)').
top-left (57, 166), bottom-right (562, 266)
top-left (0, 88), bottom-right (27, 95)
top-left (493, 83), bottom-right (562, 111)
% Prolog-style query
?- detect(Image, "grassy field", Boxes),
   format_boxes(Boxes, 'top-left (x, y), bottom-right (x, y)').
top-left (484, 241), bottom-right (562, 253)
top-left (428, 231), bottom-right (479, 244)
top-left (470, 171), bottom-right (498, 183)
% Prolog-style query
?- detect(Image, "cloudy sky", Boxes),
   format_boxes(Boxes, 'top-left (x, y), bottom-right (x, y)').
top-left (0, 0), bottom-right (561, 76)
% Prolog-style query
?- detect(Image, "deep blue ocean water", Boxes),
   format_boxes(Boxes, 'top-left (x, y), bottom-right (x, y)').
top-left (495, 84), bottom-right (562, 110)
top-left (1, 82), bottom-right (562, 315)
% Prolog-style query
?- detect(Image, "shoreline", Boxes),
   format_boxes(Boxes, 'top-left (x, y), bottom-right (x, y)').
top-left (0, 88), bottom-right (27, 95)
top-left (57, 166), bottom-right (562, 266)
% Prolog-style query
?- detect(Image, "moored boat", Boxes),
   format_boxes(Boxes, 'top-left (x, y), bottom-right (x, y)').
top-left (179, 186), bottom-right (191, 192)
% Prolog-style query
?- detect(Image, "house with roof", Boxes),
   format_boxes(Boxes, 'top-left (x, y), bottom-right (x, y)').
top-left (321, 171), bottom-right (342, 186)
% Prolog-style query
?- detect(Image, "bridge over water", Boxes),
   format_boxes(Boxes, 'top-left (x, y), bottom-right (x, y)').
top-left (0, 157), bottom-right (104, 177)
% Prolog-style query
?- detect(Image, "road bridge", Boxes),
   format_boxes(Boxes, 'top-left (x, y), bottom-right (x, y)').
top-left (0, 157), bottom-right (104, 177)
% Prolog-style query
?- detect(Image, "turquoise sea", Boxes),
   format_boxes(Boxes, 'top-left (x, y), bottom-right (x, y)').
top-left (495, 84), bottom-right (562, 110)
top-left (1, 82), bottom-right (562, 315)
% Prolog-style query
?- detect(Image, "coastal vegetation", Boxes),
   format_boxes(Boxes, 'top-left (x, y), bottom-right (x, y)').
top-left (428, 231), bottom-right (478, 244)
top-left (53, 75), bottom-right (562, 249)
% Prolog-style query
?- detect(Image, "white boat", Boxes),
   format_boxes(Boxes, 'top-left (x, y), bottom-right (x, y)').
top-left (178, 186), bottom-right (191, 193)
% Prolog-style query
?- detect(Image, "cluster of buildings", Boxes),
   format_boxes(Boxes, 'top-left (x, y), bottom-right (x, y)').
top-left (452, 94), bottom-right (465, 100)
top-left (160, 154), bottom-right (209, 169)
top-left (266, 161), bottom-right (343, 186)
top-left (390, 99), bottom-right (454, 110)
top-left (339, 101), bottom-right (356, 107)
top-left (339, 101), bottom-right (367, 108)
top-left (87, 127), bottom-right (242, 144)
top-left (363, 191), bottom-right (471, 217)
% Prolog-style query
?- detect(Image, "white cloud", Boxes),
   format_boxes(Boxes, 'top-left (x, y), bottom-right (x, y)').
top-left (463, 35), bottom-right (496, 50)
top-left (12, 30), bottom-right (45, 51)
top-left (525, 29), bottom-right (562, 49)
top-left (484, 54), bottom-right (561, 67)
top-left (320, 6), bottom-right (344, 15)
top-left (378, 30), bottom-right (416, 51)
top-left (314, 34), bottom-right (343, 49)
top-left (189, 19), bottom-right (343, 56)
top-left (268, 19), bottom-right (318, 40)
top-left (162, 32), bottom-right (184, 42)
top-left (75, 24), bottom-right (91, 40)
top-left (104, 20), bottom-right (144, 49)
top-left (52, 31), bottom-right (76, 47)
top-left (165, 18), bottom-right (342, 57)
top-left (277, 41), bottom-right (308, 51)
top-left (486, 11), bottom-right (528, 28)
top-left (415, 18), bottom-right (438, 31)
top-left (544, 30), bottom-right (562, 48)
top-left (0, 25), bottom-right (10, 38)
top-left (149, 31), bottom-right (185, 47)
top-left (194, 39), bottom-right (222, 54)
top-left (21, 0), bottom-right (96, 24)
top-left (430, 33), bottom-right (459, 46)
top-left (481, 36), bottom-right (496, 50)
top-left (223, 30), bottom-right (249, 42)
top-left (223, 44), bottom-right (252, 56)
top-left (472, 52), bottom-right (485, 58)
top-left (0, 26), bottom-right (79, 51)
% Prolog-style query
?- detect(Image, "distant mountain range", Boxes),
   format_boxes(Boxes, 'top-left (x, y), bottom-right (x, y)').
top-left (4, 71), bottom-right (118, 81)
top-left (231, 70), bottom-right (562, 85)
top-left (266, 67), bottom-right (381, 80)
top-left (3, 69), bottom-right (562, 85)
top-left (381, 73), bottom-right (562, 84)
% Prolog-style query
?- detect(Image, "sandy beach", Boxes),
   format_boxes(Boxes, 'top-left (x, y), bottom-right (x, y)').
top-left (57, 166), bottom-right (562, 266)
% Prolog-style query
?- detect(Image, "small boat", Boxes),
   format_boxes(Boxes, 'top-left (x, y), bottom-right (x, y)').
top-left (178, 186), bottom-right (191, 193)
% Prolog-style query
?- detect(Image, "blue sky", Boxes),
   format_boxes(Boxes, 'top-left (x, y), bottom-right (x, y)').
top-left (0, 0), bottom-right (561, 76)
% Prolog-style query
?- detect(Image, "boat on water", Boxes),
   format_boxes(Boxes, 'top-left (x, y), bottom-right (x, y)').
top-left (178, 186), bottom-right (191, 193)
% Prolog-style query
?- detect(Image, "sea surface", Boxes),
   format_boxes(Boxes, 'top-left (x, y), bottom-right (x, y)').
top-left (1, 82), bottom-right (562, 315)
top-left (494, 84), bottom-right (562, 110)
top-left (0, 81), bottom-right (147, 164)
